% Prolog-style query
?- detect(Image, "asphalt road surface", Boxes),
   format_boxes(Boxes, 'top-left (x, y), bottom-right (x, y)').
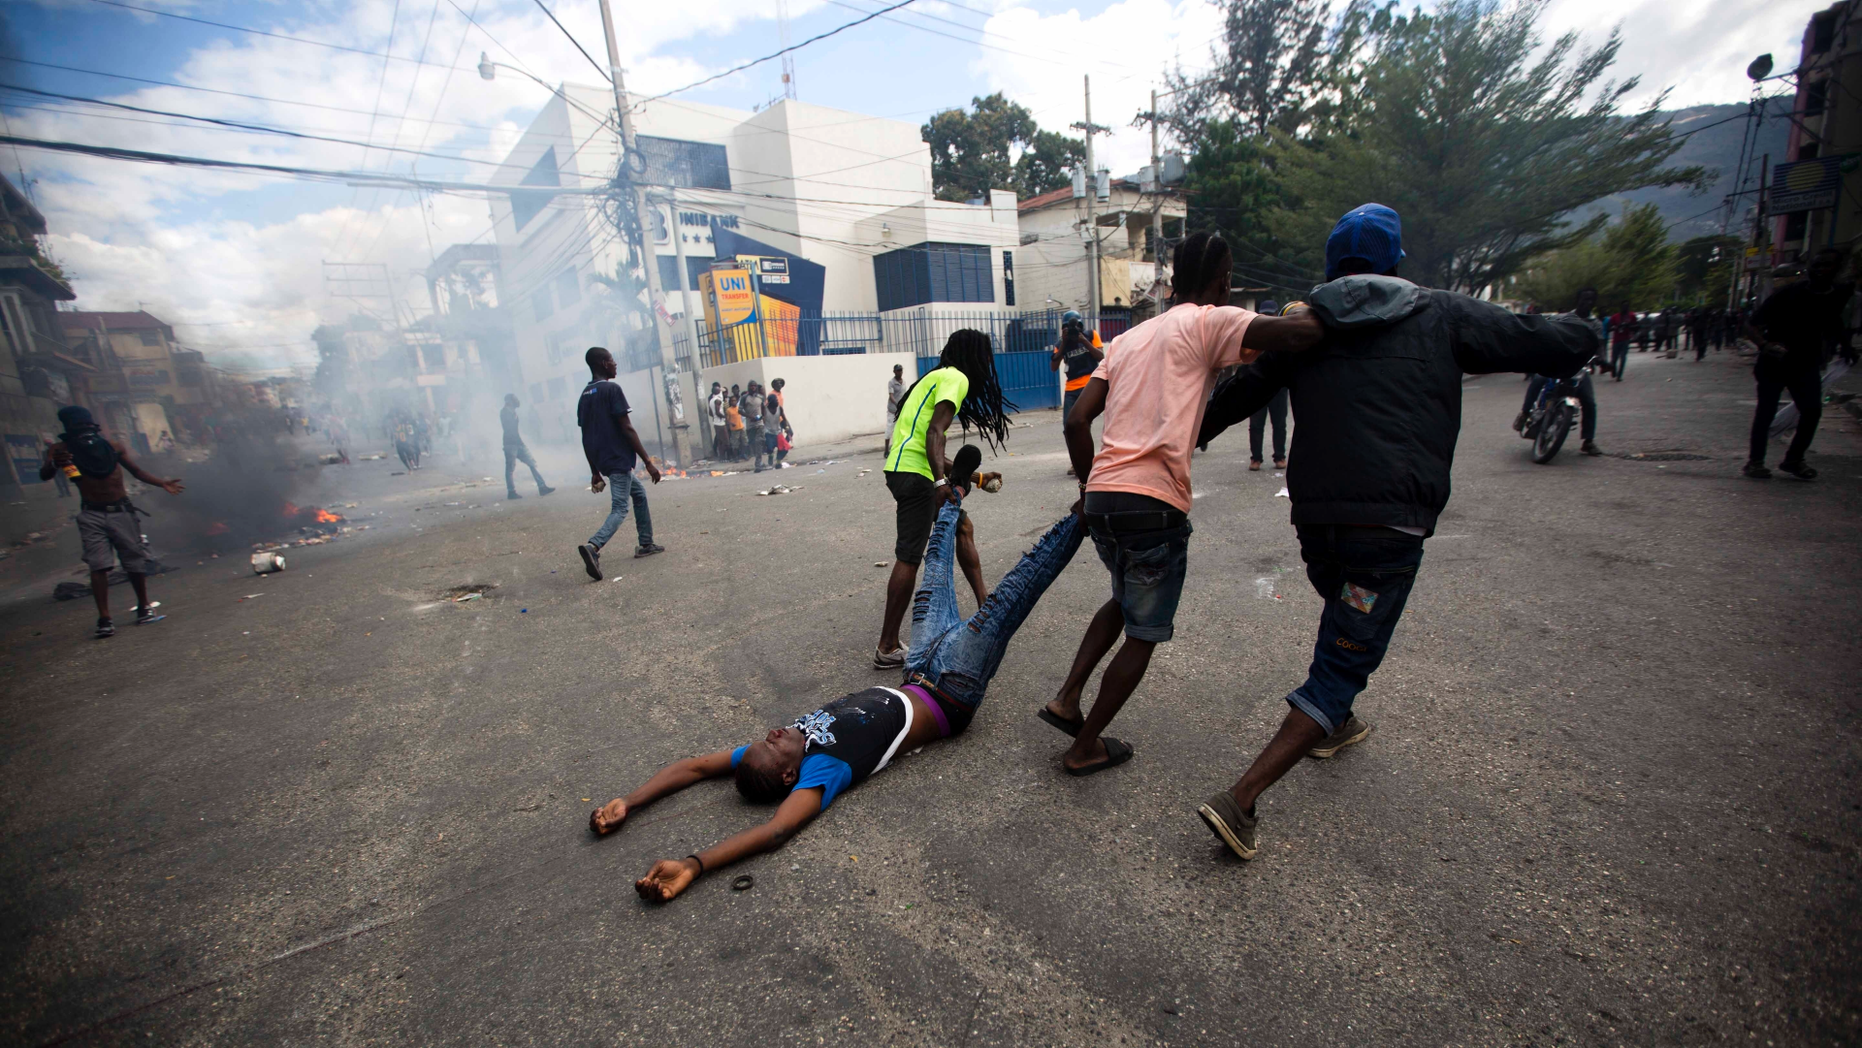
top-left (3, 348), bottom-right (1859, 1047)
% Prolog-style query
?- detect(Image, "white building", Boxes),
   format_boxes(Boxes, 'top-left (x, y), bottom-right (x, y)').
top-left (488, 89), bottom-right (1022, 450)
top-left (1015, 177), bottom-right (1186, 322)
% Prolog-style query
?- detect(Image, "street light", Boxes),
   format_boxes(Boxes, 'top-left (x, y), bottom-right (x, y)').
top-left (478, 52), bottom-right (496, 81)
top-left (1747, 53), bottom-right (1774, 81)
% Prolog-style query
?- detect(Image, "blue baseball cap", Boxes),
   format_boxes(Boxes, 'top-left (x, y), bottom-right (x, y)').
top-left (1256, 299), bottom-right (1281, 316)
top-left (1325, 203), bottom-right (1405, 281)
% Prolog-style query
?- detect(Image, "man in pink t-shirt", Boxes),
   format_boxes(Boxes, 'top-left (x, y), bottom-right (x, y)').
top-left (1037, 233), bottom-right (1323, 775)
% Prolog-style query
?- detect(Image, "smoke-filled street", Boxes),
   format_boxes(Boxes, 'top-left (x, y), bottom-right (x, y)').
top-left (2, 350), bottom-right (1858, 1047)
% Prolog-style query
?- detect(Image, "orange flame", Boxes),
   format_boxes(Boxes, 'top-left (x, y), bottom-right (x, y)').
top-left (314, 508), bottom-right (342, 524)
top-left (282, 501), bottom-right (300, 517)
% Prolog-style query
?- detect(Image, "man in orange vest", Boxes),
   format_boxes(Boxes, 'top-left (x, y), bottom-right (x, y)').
top-left (1050, 310), bottom-right (1103, 477)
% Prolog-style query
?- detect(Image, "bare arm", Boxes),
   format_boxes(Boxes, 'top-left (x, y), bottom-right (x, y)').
top-left (925, 400), bottom-right (955, 501)
top-left (116, 443), bottom-right (183, 494)
top-left (1241, 309), bottom-right (1324, 355)
top-left (615, 415), bottom-right (661, 483)
top-left (1063, 377), bottom-right (1106, 483)
top-left (634, 787), bottom-right (824, 902)
top-left (38, 444), bottom-right (62, 482)
top-left (588, 747), bottom-right (735, 836)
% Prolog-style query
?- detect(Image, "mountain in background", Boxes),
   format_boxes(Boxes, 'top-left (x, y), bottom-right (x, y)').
top-left (1576, 97), bottom-right (1793, 243)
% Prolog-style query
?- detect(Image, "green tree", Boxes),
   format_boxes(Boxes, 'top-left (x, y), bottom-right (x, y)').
top-left (1511, 202), bottom-right (1675, 310)
top-left (1673, 234), bottom-right (1741, 303)
top-left (921, 94), bottom-right (1083, 202)
top-left (1182, 119), bottom-right (1315, 294)
top-left (1266, 0), bottom-right (1700, 293)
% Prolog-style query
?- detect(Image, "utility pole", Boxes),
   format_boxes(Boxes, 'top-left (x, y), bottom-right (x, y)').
top-left (1149, 87), bottom-right (1163, 304)
top-left (595, 0), bottom-right (688, 467)
top-left (1071, 76), bottom-right (1110, 322)
top-left (664, 186), bottom-right (709, 452)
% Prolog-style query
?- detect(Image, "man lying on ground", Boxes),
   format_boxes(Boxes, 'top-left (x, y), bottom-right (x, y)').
top-left (590, 447), bottom-right (1084, 902)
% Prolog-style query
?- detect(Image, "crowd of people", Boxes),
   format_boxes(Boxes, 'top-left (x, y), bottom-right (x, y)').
top-left (705, 379), bottom-right (793, 472)
top-left (593, 203), bottom-right (1615, 903)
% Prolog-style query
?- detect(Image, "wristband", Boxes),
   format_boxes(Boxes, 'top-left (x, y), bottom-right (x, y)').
top-left (934, 477), bottom-right (949, 488)
top-left (687, 853), bottom-right (705, 876)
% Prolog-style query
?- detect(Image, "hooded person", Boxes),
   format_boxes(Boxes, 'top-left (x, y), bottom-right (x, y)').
top-left (1189, 203), bottom-right (1598, 861)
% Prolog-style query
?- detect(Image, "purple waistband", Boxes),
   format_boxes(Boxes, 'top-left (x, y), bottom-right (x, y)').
top-left (903, 684), bottom-right (950, 738)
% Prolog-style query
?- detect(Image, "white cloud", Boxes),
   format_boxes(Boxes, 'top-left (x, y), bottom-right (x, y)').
top-left (1539, 0), bottom-right (1807, 110)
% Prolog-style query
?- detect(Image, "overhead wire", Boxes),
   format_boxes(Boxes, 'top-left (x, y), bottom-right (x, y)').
top-left (641, 0), bottom-right (923, 103)
top-left (527, 0), bottom-right (610, 83)
top-left (84, 0), bottom-right (474, 72)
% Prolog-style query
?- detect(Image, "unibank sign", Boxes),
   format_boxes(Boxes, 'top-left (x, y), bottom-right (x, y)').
top-left (702, 267), bottom-right (757, 327)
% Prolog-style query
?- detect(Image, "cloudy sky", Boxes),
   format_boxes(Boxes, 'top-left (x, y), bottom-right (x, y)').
top-left (3, 0), bottom-right (1810, 370)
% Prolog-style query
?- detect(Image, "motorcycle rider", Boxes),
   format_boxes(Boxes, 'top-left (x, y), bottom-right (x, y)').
top-left (1514, 286), bottom-right (1610, 456)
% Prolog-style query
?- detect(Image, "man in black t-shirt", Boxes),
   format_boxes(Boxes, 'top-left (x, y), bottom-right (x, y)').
top-left (500, 393), bottom-right (554, 500)
top-left (1743, 248), bottom-right (1852, 480)
top-left (575, 347), bottom-right (663, 580)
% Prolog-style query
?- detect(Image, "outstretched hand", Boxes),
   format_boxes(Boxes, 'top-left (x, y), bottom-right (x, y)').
top-left (635, 858), bottom-right (698, 902)
top-left (589, 798), bottom-right (628, 835)
top-left (160, 478), bottom-right (185, 495)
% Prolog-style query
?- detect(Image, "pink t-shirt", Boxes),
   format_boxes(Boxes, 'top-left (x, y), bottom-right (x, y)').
top-left (1086, 303), bottom-right (1259, 512)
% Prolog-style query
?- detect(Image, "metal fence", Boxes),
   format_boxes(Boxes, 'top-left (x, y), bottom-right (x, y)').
top-left (671, 307), bottom-right (1135, 415)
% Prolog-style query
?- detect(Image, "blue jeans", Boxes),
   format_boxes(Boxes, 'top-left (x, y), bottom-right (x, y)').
top-left (905, 502), bottom-right (1084, 731)
top-left (1063, 387), bottom-right (1083, 423)
top-left (1286, 525), bottom-right (1425, 735)
top-left (588, 469), bottom-right (652, 550)
top-left (1091, 524), bottom-right (1192, 642)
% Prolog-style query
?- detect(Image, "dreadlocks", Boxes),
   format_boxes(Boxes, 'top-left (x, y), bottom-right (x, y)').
top-left (1171, 232), bottom-right (1232, 305)
top-left (896, 329), bottom-right (1016, 452)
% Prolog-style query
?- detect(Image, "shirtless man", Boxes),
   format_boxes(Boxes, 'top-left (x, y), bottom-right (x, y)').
top-left (591, 447), bottom-right (1084, 902)
top-left (39, 406), bottom-right (185, 638)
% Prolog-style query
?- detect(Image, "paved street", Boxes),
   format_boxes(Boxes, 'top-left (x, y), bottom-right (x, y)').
top-left (3, 348), bottom-right (1859, 1047)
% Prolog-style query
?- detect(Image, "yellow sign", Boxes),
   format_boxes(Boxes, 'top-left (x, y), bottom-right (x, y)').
top-left (701, 267), bottom-right (756, 328)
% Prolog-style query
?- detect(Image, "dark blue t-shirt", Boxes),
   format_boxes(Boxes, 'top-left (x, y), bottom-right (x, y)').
top-left (731, 687), bottom-right (914, 811)
top-left (577, 379), bottom-right (635, 475)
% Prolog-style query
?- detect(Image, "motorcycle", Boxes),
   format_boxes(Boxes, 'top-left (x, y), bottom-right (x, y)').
top-left (1518, 359), bottom-right (1608, 464)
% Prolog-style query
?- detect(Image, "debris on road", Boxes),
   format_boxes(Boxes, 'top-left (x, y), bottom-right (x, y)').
top-left (251, 552), bottom-right (287, 574)
top-left (441, 584), bottom-right (496, 602)
top-left (756, 485), bottom-right (802, 496)
top-left (1275, 487), bottom-right (1290, 498)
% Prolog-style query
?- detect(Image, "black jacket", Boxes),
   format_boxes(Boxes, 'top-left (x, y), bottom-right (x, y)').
top-left (1199, 276), bottom-right (1597, 533)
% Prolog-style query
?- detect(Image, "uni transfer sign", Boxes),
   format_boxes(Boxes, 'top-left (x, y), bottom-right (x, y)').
top-left (1770, 156), bottom-right (1847, 214)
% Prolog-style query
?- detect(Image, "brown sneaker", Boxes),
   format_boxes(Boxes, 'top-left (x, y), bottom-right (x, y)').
top-left (1307, 715), bottom-right (1372, 759)
top-left (1196, 792), bottom-right (1258, 860)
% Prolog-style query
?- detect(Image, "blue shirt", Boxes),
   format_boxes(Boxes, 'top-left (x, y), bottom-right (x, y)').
top-left (577, 379), bottom-right (635, 475)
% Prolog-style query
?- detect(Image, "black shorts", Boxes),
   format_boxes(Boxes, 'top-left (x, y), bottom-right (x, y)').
top-left (885, 470), bottom-right (963, 566)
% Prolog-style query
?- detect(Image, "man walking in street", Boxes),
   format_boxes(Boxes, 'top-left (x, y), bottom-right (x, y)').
top-left (501, 394), bottom-right (555, 500)
top-left (1742, 247), bottom-right (1852, 480)
top-left (1189, 203), bottom-right (1596, 860)
top-left (1607, 303), bottom-right (1636, 380)
top-left (1041, 233), bottom-right (1323, 775)
top-left (39, 406), bottom-right (186, 639)
top-left (575, 347), bottom-right (663, 581)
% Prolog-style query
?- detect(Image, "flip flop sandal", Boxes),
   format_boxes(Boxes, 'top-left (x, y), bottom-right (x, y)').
top-left (1038, 708), bottom-right (1085, 737)
top-left (1065, 737), bottom-right (1134, 776)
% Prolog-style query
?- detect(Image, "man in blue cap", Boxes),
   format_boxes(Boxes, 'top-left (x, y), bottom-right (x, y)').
top-left (1191, 203), bottom-right (1598, 861)
top-left (40, 406), bottom-right (186, 638)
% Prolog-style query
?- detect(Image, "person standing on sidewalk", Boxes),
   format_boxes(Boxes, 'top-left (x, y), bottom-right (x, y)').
top-left (886, 364), bottom-right (907, 424)
top-left (1189, 203), bottom-right (1596, 860)
top-left (707, 382), bottom-right (729, 461)
top-left (500, 394), bottom-right (555, 500)
top-left (1040, 233), bottom-right (1324, 775)
top-left (1742, 247), bottom-right (1852, 480)
top-left (40, 406), bottom-right (185, 639)
top-left (576, 348), bottom-right (663, 581)
top-left (740, 381), bottom-right (768, 473)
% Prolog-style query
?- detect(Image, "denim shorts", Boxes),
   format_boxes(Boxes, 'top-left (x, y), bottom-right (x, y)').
top-left (1090, 522), bottom-right (1191, 642)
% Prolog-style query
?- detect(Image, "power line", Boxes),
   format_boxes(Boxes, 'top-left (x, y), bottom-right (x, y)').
top-left (0, 84), bottom-right (506, 167)
top-left (84, 0), bottom-right (469, 72)
top-left (527, 0), bottom-right (610, 83)
top-left (643, 0), bottom-right (923, 103)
